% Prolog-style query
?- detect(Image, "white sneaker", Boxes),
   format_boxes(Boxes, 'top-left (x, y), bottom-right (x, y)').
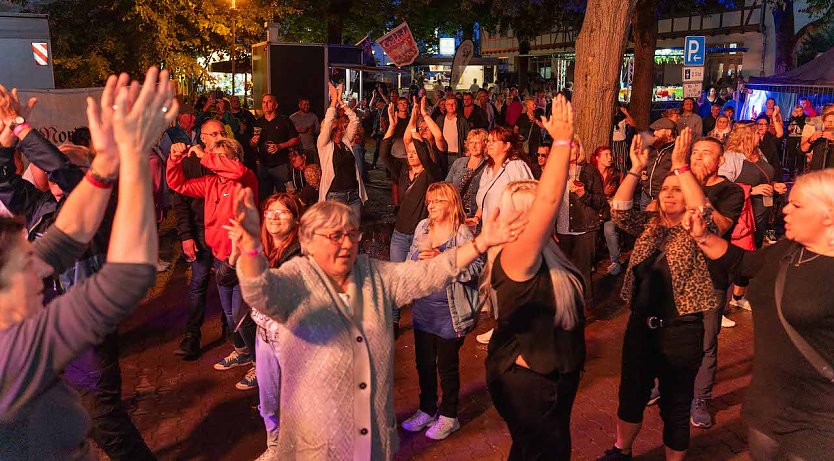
top-left (401, 410), bottom-right (437, 432)
top-left (254, 446), bottom-right (279, 461)
top-left (476, 328), bottom-right (493, 345)
top-left (425, 415), bottom-right (460, 440)
top-left (729, 297), bottom-right (752, 311)
top-left (721, 315), bottom-right (736, 328)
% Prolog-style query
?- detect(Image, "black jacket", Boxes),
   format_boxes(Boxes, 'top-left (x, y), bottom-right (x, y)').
top-left (565, 165), bottom-right (609, 233)
top-left (810, 138), bottom-right (834, 171)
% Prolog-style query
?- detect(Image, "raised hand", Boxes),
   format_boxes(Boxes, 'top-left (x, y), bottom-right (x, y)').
top-left (409, 96), bottom-right (419, 124)
top-left (671, 127), bottom-right (692, 168)
top-left (540, 94), bottom-right (573, 142)
top-left (629, 134), bottom-right (649, 172)
top-left (480, 208), bottom-right (528, 247)
top-left (169, 142), bottom-right (188, 162)
top-left (111, 67), bottom-right (179, 156)
top-left (328, 82), bottom-right (338, 108)
top-left (232, 186), bottom-right (261, 250)
top-left (87, 73), bottom-right (130, 164)
top-left (387, 102), bottom-right (396, 126)
top-left (419, 96), bottom-right (429, 117)
top-left (683, 208), bottom-right (708, 239)
top-left (0, 84), bottom-right (38, 124)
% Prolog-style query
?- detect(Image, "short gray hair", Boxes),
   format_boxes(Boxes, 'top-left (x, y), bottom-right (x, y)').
top-left (298, 201), bottom-right (359, 253)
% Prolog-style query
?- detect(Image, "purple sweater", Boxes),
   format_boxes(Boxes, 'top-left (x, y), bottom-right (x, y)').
top-left (0, 228), bottom-right (156, 460)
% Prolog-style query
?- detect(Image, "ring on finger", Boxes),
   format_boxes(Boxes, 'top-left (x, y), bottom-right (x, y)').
top-left (111, 105), bottom-right (118, 110)
top-left (161, 106), bottom-right (168, 113)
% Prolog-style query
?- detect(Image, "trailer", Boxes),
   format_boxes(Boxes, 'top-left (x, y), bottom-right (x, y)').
top-left (0, 13), bottom-right (55, 89)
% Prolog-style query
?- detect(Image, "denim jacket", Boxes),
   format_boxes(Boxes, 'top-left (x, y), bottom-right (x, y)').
top-left (407, 219), bottom-right (483, 335)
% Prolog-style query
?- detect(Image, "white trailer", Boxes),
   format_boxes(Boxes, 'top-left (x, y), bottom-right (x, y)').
top-left (0, 13), bottom-right (55, 89)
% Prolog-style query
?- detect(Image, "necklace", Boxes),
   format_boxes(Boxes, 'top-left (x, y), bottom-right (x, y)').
top-left (794, 247), bottom-right (822, 267)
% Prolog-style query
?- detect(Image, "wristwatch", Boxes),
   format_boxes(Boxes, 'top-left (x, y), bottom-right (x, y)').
top-left (8, 116), bottom-right (24, 131)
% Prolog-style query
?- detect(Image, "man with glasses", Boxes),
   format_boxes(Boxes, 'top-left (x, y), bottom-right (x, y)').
top-left (170, 118), bottom-right (228, 360)
top-left (532, 143), bottom-right (551, 180)
top-left (755, 113), bottom-right (784, 174)
top-left (251, 94), bottom-right (300, 202)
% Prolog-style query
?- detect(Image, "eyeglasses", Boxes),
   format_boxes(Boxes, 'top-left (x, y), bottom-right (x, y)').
top-left (757, 122), bottom-right (768, 127)
top-left (537, 154), bottom-right (549, 158)
top-left (201, 131), bottom-right (223, 138)
top-left (264, 209), bottom-right (293, 219)
top-left (314, 229), bottom-right (363, 244)
top-left (426, 198), bottom-right (449, 206)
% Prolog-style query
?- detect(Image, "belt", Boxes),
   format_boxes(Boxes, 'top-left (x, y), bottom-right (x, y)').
top-left (644, 314), bottom-right (701, 329)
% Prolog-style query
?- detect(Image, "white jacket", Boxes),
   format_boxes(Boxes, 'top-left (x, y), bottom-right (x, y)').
top-left (317, 107), bottom-right (368, 203)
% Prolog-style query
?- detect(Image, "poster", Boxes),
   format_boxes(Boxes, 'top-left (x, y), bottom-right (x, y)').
top-left (18, 87), bottom-right (104, 145)
top-left (376, 22), bottom-right (419, 67)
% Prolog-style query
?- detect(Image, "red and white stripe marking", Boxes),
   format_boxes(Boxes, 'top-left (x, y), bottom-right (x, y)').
top-left (32, 42), bottom-right (49, 66)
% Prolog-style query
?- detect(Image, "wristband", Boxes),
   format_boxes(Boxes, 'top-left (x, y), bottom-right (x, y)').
top-left (12, 122), bottom-right (31, 137)
top-left (242, 245), bottom-right (263, 257)
top-left (694, 233), bottom-right (709, 245)
top-left (85, 171), bottom-right (115, 189)
top-left (672, 164), bottom-right (691, 175)
top-left (553, 140), bottom-right (571, 148)
top-left (627, 171), bottom-right (641, 179)
top-left (471, 237), bottom-right (485, 254)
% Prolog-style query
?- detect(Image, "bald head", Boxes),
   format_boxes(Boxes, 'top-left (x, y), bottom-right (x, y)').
top-left (200, 119), bottom-right (226, 146)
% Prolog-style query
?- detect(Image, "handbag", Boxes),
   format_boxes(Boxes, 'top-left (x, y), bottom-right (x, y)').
top-left (215, 259), bottom-right (239, 287)
top-left (774, 244), bottom-right (834, 383)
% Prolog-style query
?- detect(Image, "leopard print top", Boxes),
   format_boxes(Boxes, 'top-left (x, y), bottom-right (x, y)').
top-left (612, 202), bottom-right (720, 315)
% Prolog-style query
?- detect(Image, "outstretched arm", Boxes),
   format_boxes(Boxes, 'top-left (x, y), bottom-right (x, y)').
top-left (420, 96), bottom-right (447, 152)
top-left (500, 95), bottom-right (573, 281)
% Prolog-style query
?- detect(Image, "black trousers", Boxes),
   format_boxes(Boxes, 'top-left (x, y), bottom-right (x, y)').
top-left (557, 231), bottom-right (596, 307)
top-left (487, 364), bottom-right (582, 461)
top-left (617, 314), bottom-right (704, 451)
top-left (64, 333), bottom-right (156, 460)
top-left (414, 329), bottom-right (465, 418)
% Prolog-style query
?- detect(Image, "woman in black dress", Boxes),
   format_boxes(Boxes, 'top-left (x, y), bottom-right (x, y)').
top-left (686, 169), bottom-right (834, 461)
top-left (482, 95), bottom-right (586, 460)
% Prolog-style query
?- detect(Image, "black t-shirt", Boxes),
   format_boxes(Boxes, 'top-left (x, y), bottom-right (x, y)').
top-left (255, 115), bottom-right (299, 167)
top-left (380, 138), bottom-right (443, 234)
top-left (759, 132), bottom-right (782, 173)
top-left (487, 251), bottom-right (586, 376)
top-left (704, 178), bottom-right (744, 289)
top-left (633, 250), bottom-right (677, 318)
top-left (514, 109), bottom-right (544, 154)
top-left (329, 143), bottom-right (359, 192)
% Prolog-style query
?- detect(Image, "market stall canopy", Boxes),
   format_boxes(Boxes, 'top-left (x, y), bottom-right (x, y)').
top-left (748, 47), bottom-right (834, 87)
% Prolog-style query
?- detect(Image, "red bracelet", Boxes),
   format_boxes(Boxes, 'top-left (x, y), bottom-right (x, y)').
top-left (242, 245), bottom-right (263, 257)
top-left (672, 164), bottom-right (691, 176)
top-left (85, 171), bottom-right (114, 189)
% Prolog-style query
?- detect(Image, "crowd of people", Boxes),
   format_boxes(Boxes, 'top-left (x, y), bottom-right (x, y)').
top-left (0, 65), bottom-right (833, 461)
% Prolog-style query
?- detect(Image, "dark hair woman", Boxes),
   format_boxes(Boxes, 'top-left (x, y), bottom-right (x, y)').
top-left (591, 145), bottom-right (625, 275)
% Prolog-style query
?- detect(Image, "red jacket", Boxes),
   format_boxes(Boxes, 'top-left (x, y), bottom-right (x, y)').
top-left (167, 153), bottom-right (258, 260)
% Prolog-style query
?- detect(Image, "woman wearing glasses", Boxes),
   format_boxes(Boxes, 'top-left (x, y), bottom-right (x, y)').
top-left (400, 183), bottom-right (483, 440)
top-left (226, 192), bottom-right (526, 461)
top-left (229, 193), bottom-right (303, 461)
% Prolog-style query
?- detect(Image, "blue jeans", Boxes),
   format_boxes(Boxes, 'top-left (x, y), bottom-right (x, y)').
top-left (257, 163), bottom-right (289, 202)
top-left (389, 230), bottom-right (414, 263)
top-left (256, 333), bottom-right (281, 447)
top-left (214, 258), bottom-right (256, 356)
top-left (326, 189), bottom-right (362, 218)
top-left (603, 220), bottom-right (620, 262)
top-left (185, 249), bottom-right (213, 338)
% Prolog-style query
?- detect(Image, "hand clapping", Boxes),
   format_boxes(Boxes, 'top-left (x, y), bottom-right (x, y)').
top-left (540, 94), bottom-right (573, 143)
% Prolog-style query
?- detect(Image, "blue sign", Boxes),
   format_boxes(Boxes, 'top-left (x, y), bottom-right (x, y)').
top-left (684, 36), bottom-right (706, 66)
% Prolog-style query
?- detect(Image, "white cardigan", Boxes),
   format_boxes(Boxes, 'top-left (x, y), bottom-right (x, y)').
top-left (317, 107), bottom-right (368, 203)
top-left (237, 252), bottom-right (462, 461)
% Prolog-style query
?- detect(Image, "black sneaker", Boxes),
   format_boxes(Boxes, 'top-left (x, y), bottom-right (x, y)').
top-left (597, 446), bottom-right (632, 461)
top-left (174, 333), bottom-right (201, 360)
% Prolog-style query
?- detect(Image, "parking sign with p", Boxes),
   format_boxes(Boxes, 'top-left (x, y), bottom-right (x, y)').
top-left (684, 36), bottom-right (705, 66)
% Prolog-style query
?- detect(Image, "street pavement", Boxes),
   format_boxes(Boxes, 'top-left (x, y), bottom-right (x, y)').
top-left (106, 174), bottom-right (755, 461)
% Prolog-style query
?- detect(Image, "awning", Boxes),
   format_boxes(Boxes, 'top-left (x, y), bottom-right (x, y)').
top-left (210, 58), bottom-right (252, 74)
top-left (329, 63), bottom-right (410, 73)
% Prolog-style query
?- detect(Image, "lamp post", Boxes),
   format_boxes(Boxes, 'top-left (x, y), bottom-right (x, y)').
top-left (231, 0), bottom-right (237, 97)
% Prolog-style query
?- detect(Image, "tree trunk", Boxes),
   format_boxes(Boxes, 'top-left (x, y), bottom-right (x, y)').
top-left (326, 0), bottom-right (352, 44)
top-left (771, 0), bottom-right (796, 74)
top-left (517, 40), bottom-right (530, 92)
top-left (573, 0), bottom-right (637, 152)
top-left (630, 0), bottom-right (658, 131)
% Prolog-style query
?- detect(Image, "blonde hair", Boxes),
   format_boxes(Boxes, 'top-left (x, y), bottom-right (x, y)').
top-left (795, 169), bottom-right (834, 215)
top-left (464, 129), bottom-right (488, 156)
top-left (208, 138), bottom-right (244, 160)
top-left (724, 122), bottom-right (759, 160)
top-left (571, 135), bottom-right (587, 164)
top-left (58, 143), bottom-right (92, 168)
top-left (478, 180), bottom-right (584, 330)
top-left (426, 182), bottom-right (466, 232)
top-left (303, 163), bottom-right (322, 187)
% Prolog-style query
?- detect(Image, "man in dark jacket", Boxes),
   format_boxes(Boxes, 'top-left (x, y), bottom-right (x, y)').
top-left (640, 117), bottom-right (677, 210)
top-left (172, 120), bottom-right (222, 359)
top-left (462, 92), bottom-right (489, 130)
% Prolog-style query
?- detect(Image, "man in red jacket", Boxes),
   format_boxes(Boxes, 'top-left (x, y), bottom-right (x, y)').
top-left (167, 138), bottom-right (261, 390)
